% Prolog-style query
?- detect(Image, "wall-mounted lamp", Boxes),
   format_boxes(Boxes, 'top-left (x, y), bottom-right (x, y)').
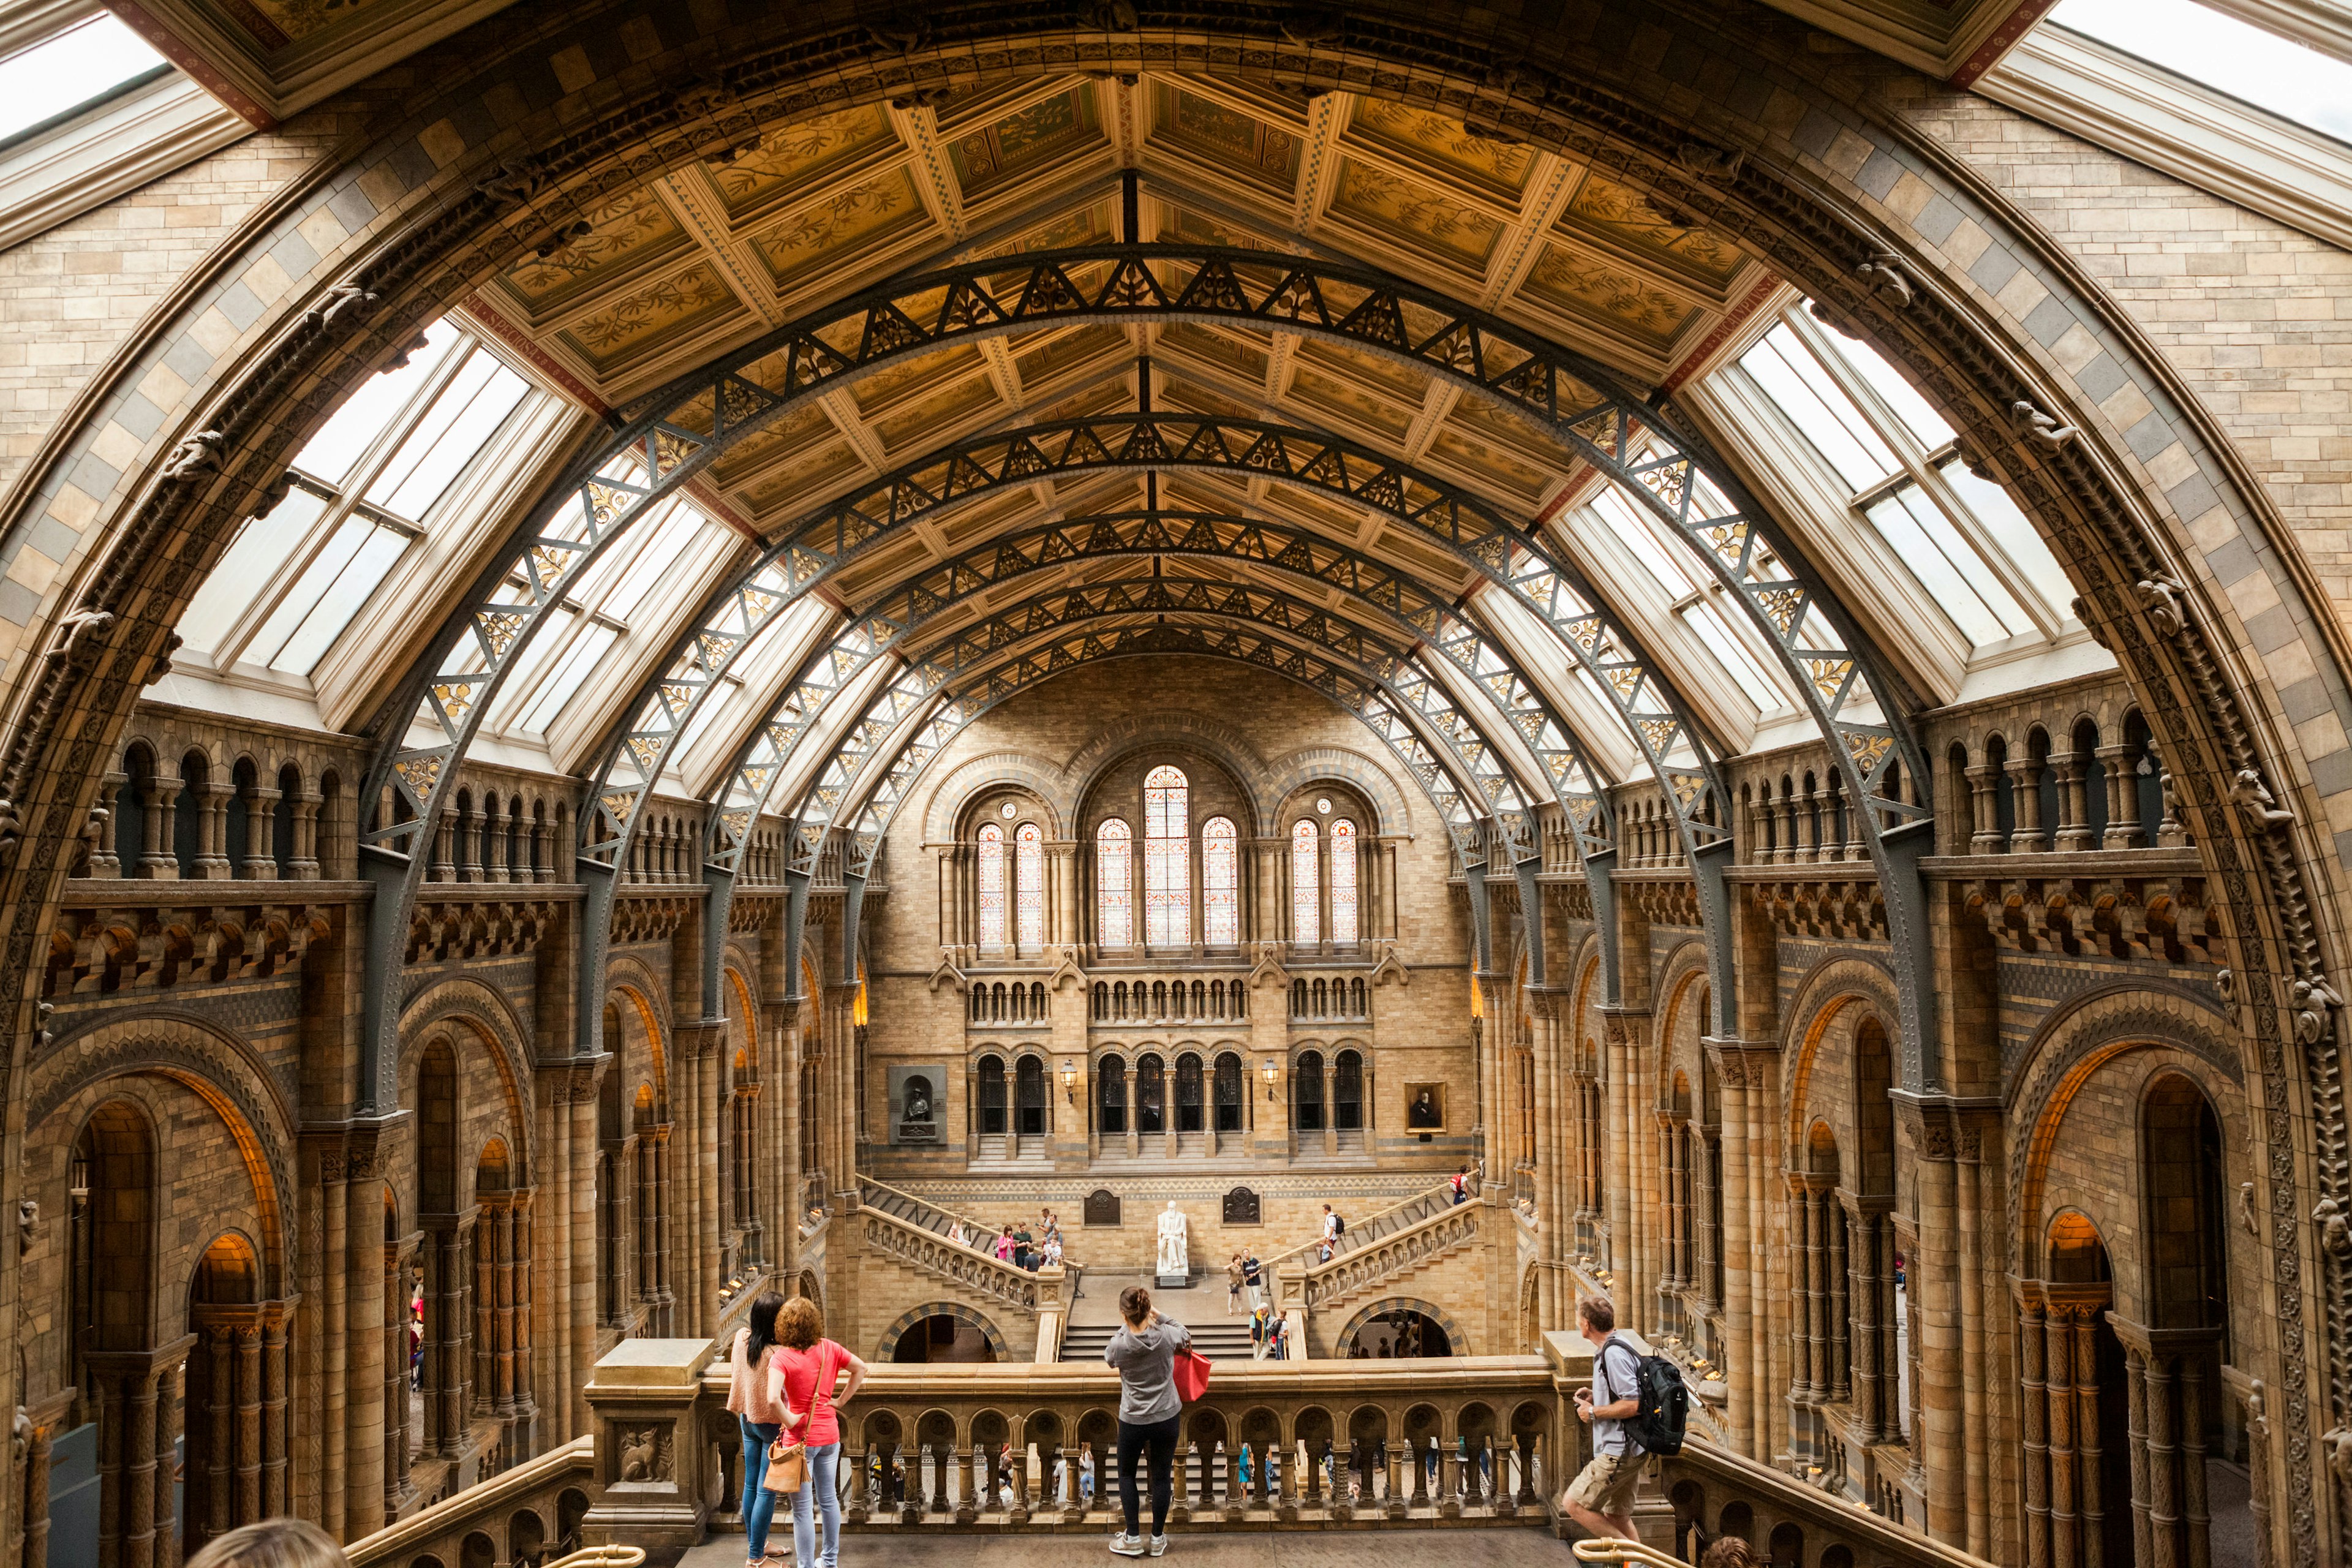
top-left (1061, 1057), bottom-right (1077, 1103)
top-left (1262, 1057), bottom-right (1278, 1102)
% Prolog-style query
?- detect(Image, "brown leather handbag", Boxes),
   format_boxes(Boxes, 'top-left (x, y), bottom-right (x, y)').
top-left (764, 1428), bottom-right (807, 1494)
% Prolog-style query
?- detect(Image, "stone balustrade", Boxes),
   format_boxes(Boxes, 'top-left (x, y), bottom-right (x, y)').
top-left (345, 1434), bottom-right (597, 1568)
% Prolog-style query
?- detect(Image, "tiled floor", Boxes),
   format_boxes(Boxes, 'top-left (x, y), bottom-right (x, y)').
top-left (680, 1527), bottom-right (1567, 1568)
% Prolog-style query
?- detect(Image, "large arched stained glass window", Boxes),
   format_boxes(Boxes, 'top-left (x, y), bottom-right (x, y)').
top-left (1202, 816), bottom-right (1238, 946)
top-left (977, 822), bottom-right (1006, 947)
top-left (1144, 766), bottom-right (1189, 946)
top-left (1330, 817), bottom-right (1359, 944)
top-left (1016, 822), bottom-right (1044, 949)
top-left (1291, 819), bottom-right (1320, 944)
top-left (1097, 818), bottom-right (1133, 947)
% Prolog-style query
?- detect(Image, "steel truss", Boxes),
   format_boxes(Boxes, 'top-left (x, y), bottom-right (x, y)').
top-left (352, 244), bottom-right (1936, 1108)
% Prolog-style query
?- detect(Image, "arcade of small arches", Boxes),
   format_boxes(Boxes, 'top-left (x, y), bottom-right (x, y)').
top-left (0, 1), bottom-right (2348, 1566)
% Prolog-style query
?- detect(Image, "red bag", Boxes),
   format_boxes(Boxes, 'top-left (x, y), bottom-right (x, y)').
top-left (1174, 1348), bottom-right (1213, 1402)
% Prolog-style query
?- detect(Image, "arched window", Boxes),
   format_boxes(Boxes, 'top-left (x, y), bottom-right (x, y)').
top-left (977, 823), bottom-right (1006, 947)
top-left (1330, 818), bottom-right (1359, 943)
top-left (1291, 819), bottom-right (1320, 943)
top-left (1136, 1054), bottom-right (1166, 1135)
top-left (1213, 1053), bottom-right (1243, 1133)
top-left (1144, 765), bottom-right (1189, 945)
top-left (1097, 818), bottom-right (1133, 946)
top-left (1334, 1049), bottom-right (1363, 1131)
top-left (1014, 1057), bottom-right (1046, 1137)
top-left (1016, 822), bottom-right (1044, 948)
top-left (1098, 1057), bottom-right (1126, 1134)
top-left (1175, 1053), bottom-right (1204, 1134)
top-left (1202, 816), bottom-right (1238, 945)
top-left (979, 1057), bottom-right (1006, 1136)
top-left (1294, 1050), bottom-right (1325, 1133)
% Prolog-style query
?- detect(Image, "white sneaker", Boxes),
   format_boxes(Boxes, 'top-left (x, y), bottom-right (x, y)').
top-left (1148, 1537), bottom-right (1169, 1557)
top-left (1110, 1534), bottom-right (1147, 1557)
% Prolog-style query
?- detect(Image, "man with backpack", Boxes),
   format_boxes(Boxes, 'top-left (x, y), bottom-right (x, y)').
top-left (1562, 1294), bottom-right (1683, 1545)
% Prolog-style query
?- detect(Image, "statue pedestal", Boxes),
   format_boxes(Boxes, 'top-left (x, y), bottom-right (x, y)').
top-left (1156, 1272), bottom-right (1189, 1289)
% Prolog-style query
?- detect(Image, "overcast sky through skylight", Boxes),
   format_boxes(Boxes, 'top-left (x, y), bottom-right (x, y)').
top-left (0, 15), bottom-right (166, 143)
top-left (2048, 0), bottom-right (2352, 143)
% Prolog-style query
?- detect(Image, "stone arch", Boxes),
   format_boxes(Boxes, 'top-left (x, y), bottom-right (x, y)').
top-left (920, 752), bottom-right (1070, 845)
top-left (605, 974), bottom-right (671, 1110)
top-left (1257, 745), bottom-right (1414, 840)
top-left (875, 1301), bottom-right (1008, 1363)
top-left (1779, 956), bottom-right (1901, 1158)
top-left (1331, 1296), bottom-right (1470, 1359)
top-left (400, 978), bottom-right (535, 1186)
top-left (29, 1012), bottom-right (296, 1303)
top-left (1062, 714), bottom-right (1272, 834)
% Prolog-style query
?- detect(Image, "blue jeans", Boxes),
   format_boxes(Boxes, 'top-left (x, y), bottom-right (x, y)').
top-left (740, 1418), bottom-right (782, 1556)
top-left (791, 1440), bottom-right (842, 1568)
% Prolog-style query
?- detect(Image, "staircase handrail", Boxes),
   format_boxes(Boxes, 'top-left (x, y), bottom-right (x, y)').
top-left (858, 1197), bottom-right (1042, 1315)
top-left (1659, 1438), bottom-right (2004, 1568)
top-left (1286, 1191), bottom-right (1484, 1311)
top-left (859, 1172), bottom-right (1070, 1262)
top-left (1261, 1179), bottom-right (1457, 1276)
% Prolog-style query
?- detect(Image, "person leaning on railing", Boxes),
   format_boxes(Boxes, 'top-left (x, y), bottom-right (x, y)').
top-left (772, 1295), bottom-right (869, 1568)
top-left (726, 1292), bottom-right (794, 1567)
top-left (1104, 1284), bottom-right (1189, 1556)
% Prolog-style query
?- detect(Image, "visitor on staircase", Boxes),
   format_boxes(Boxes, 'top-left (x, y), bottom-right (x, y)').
top-left (774, 1295), bottom-right (868, 1568)
top-left (1105, 1284), bottom-right (1189, 1556)
top-left (1561, 1294), bottom-right (1644, 1548)
top-left (1226, 1252), bottom-right (1245, 1314)
top-left (726, 1292), bottom-right (792, 1568)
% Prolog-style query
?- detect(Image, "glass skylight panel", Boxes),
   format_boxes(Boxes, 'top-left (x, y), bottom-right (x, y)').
top-left (290, 323), bottom-right (459, 485)
top-left (600, 503), bottom-right (712, 622)
top-left (363, 350), bottom-right (529, 521)
top-left (1587, 488), bottom-right (1698, 598)
top-left (1678, 601), bottom-right (1782, 711)
top-left (0, 15), bottom-right (167, 143)
top-left (175, 488), bottom-right (328, 657)
top-left (1863, 486), bottom-right (2032, 646)
top-left (247, 516), bottom-right (411, 674)
top-left (1740, 325), bottom-right (1900, 491)
top-left (1814, 326), bottom-right (1955, 450)
top-left (2049, 0), bottom-right (2352, 145)
top-left (1940, 461), bottom-right (2077, 614)
top-left (519, 623), bottom-right (619, 734)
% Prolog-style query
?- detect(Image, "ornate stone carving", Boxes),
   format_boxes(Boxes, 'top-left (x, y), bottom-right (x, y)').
top-left (43, 609), bottom-right (115, 672)
top-left (476, 157), bottom-right (545, 208)
top-left (617, 1423), bottom-right (673, 1482)
top-left (2136, 575), bottom-right (2186, 637)
top-left (2234, 768), bottom-right (2294, 829)
top-left (1854, 252), bottom-right (1913, 309)
top-left (301, 284), bottom-right (378, 331)
top-left (2008, 400), bottom-right (2077, 448)
top-left (1084, 0), bottom-right (1139, 29)
top-left (2316, 1197), bottom-right (2352, 1261)
top-left (141, 631), bottom-right (182, 687)
top-left (1674, 141), bottom-right (1743, 181)
top-left (2293, 977), bottom-right (2340, 1046)
top-left (15, 1199), bottom-right (34, 1257)
top-left (2242, 1182), bottom-right (2261, 1237)
top-left (1279, 9), bottom-right (1343, 44)
top-left (159, 430), bottom-right (224, 481)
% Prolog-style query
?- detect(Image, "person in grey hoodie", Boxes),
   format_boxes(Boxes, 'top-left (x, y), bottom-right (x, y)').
top-left (1104, 1284), bottom-right (1189, 1556)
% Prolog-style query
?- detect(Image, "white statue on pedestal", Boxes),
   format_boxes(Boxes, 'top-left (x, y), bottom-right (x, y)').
top-left (1155, 1201), bottom-right (1189, 1276)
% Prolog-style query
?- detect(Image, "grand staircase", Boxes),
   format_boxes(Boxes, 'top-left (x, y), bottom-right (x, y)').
top-left (1060, 1312), bottom-right (1257, 1363)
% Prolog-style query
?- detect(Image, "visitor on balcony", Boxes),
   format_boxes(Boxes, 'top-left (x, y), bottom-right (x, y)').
top-left (1042, 1230), bottom-right (1065, 1267)
top-left (184, 1518), bottom-right (348, 1568)
top-left (1226, 1251), bottom-right (1245, 1314)
top-left (1242, 1250), bottom-right (1264, 1308)
top-left (773, 1294), bottom-right (868, 1568)
top-left (1562, 1294), bottom-right (1644, 1547)
top-left (1105, 1284), bottom-right (1189, 1556)
top-left (726, 1292), bottom-right (793, 1568)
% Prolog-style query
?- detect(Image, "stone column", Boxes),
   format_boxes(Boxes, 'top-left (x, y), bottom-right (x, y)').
top-left (242, 787), bottom-right (280, 878)
top-left (2097, 744), bottom-right (2146, 848)
top-left (2052, 748), bottom-right (2094, 852)
top-left (1966, 762), bottom-right (2003, 853)
top-left (291, 787), bottom-right (322, 879)
top-left (2019, 1289), bottom-right (2052, 1568)
top-left (579, 1338), bottom-right (722, 1551)
top-left (139, 783), bottom-right (176, 878)
top-left (2006, 752), bottom-right (2049, 853)
top-left (570, 1066), bottom-right (600, 1434)
top-left (343, 1139), bottom-right (386, 1534)
top-left (1905, 1102), bottom-right (1965, 1545)
top-left (197, 778), bottom-right (235, 878)
top-left (1708, 1041), bottom-right (1757, 1457)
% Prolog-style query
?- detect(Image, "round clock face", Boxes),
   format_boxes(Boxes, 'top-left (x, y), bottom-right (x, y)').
top-left (1316, 797), bottom-right (1332, 814)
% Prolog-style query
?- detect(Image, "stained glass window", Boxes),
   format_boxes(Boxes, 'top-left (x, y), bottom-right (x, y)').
top-left (1202, 816), bottom-right (1238, 946)
top-left (1097, 818), bottom-right (1133, 947)
top-left (1144, 766), bottom-right (1189, 946)
top-left (977, 823), bottom-right (1006, 947)
top-left (1292, 819), bottom-right (1321, 944)
top-left (1330, 817), bottom-right (1359, 944)
top-left (1016, 822), bottom-right (1044, 949)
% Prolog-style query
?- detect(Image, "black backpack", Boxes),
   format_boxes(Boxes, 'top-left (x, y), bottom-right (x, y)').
top-left (1333, 1212), bottom-right (1346, 1236)
top-left (1602, 1334), bottom-right (1688, 1457)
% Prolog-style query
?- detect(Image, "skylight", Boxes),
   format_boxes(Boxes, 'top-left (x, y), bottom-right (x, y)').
top-left (2048, 0), bottom-right (2352, 145)
top-left (0, 15), bottom-right (168, 144)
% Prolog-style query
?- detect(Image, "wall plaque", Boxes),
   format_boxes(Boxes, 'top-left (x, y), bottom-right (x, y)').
top-left (1084, 1188), bottom-right (1121, 1227)
top-left (1221, 1187), bottom-right (1261, 1225)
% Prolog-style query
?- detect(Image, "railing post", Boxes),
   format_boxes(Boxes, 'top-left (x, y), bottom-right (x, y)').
top-left (578, 1336), bottom-right (720, 1552)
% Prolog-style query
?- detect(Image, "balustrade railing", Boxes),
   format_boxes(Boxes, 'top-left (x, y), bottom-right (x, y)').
top-left (1277, 1191), bottom-right (1486, 1314)
top-left (1262, 1180), bottom-right (1457, 1285)
top-left (345, 1434), bottom-right (597, 1568)
top-left (856, 1197), bottom-right (1046, 1316)
top-left (696, 1355), bottom-right (1566, 1531)
top-left (1091, 973), bottom-right (1250, 1026)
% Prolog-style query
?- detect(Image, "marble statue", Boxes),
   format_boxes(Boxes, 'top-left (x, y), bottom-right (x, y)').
top-left (1156, 1200), bottom-right (1189, 1276)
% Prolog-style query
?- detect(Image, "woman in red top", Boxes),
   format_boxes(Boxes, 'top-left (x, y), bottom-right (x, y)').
top-left (769, 1295), bottom-right (867, 1568)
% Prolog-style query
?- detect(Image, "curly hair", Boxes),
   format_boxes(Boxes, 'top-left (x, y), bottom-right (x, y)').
top-left (778, 1294), bottom-right (823, 1350)
top-left (184, 1520), bottom-right (347, 1568)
